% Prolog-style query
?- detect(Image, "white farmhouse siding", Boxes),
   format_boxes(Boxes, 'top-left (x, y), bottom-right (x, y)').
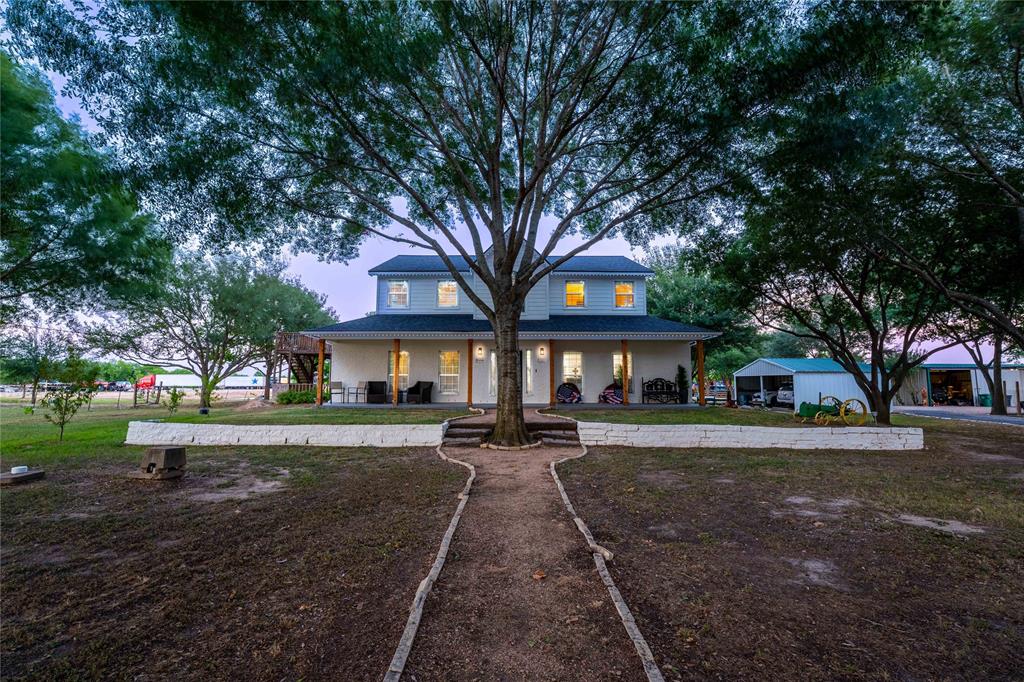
top-left (329, 338), bottom-right (691, 405)
top-left (309, 253), bottom-right (716, 405)
top-left (329, 339), bottom-right (474, 404)
top-left (376, 275), bottom-right (477, 315)
top-left (547, 276), bottom-right (647, 316)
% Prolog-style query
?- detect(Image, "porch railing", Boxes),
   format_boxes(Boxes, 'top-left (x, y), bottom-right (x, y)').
top-left (275, 332), bottom-right (322, 354)
top-left (273, 382), bottom-right (318, 394)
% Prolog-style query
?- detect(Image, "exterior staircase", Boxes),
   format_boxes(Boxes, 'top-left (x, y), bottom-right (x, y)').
top-left (442, 418), bottom-right (580, 447)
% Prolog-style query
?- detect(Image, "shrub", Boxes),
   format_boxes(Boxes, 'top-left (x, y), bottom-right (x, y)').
top-left (276, 389), bottom-right (315, 404)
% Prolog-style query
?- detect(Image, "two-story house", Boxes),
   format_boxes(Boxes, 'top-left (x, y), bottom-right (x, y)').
top-left (304, 251), bottom-right (718, 405)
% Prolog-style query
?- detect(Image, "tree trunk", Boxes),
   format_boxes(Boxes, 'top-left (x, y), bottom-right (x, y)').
top-left (857, 369), bottom-right (892, 426)
top-left (263, 353), bottom-right (275, 401)
top-left (487, 307), bottom-right (534, 447)
top-left (199, 377), bottom-right (215, 408)
top-left (30, 379), bottom-right (38, 406)
top-left (874, 389), bottom-right (892, 426)
top-left (991, 335), bottom-right (1007, 416)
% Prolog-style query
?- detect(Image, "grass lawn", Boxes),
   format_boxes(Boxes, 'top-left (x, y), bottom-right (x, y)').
top-left (560, 418), bottom-right (1024, 679)
top-left (0, 403), bottom-right (466, 679)
top-left (168, 403), bottom-right (471, 425)
top-left (0, 401), bottom-right (468, 468)
top-left (548, 405), bottom-right (935, 428)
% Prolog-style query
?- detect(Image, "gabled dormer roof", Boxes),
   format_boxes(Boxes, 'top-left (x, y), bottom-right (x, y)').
top-left (368, 254), bottom-right (653, 276)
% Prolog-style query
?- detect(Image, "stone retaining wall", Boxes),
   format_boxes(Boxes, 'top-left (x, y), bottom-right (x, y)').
top-left (576, 422), bottom-right (924, 451)
top-left (125, 421), bottom-right (442, 447)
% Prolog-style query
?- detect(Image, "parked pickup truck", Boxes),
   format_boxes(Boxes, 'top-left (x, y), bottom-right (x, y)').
top-left (772, 382), bottom-right (795, 407)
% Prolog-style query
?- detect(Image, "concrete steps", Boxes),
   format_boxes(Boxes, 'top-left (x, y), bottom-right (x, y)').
top-left (442, 418), bottom-right (580, 447)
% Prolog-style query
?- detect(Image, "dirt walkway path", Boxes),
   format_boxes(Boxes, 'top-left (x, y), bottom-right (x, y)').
top-left (402, 445), bottom-right (646, 680)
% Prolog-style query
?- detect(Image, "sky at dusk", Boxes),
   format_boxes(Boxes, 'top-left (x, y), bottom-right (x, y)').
top-left (43, 67), bottom-right (980, 363)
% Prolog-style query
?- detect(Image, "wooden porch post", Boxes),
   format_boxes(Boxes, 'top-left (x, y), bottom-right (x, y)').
top-left (467, 338), bottom-right (474, 407)
top-left (392, 338), bottom-right (401, 406)
top-left (621, 339), bottom-right (629, 405)
top-left (696, 340), bottom-right (706, 407)
top-left (548, 338), bottom-right (556, 407)
top-left (315, 339), bottom-right (325, 406)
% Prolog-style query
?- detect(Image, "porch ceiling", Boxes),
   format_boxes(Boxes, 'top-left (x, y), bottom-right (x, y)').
top-left (304, 314), bottom-right (720, 342)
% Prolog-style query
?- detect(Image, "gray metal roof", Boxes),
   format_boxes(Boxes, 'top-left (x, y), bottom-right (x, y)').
top-left (368, 254), bottom-right (653, 275)
top-left (307, 314), bottom-right (716, 340)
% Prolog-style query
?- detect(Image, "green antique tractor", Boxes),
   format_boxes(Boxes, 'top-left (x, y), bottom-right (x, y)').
top-left (796, 395), bottom-right (870, 426)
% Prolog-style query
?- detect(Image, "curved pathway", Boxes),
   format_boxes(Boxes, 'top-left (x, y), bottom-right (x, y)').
top-left (400, 444), bottom-right (647, 680)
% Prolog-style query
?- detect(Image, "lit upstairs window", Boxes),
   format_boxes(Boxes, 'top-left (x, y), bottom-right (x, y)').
top-left (615, 281), bottom-right (635, 308)
top-left (565, 281), bottom-right (585, 307)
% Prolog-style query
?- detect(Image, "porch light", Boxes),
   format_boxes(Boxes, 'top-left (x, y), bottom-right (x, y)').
top-left (538, 345), bottom-right (546, 359)
top-left (476, 345), bottom-right (485, 360)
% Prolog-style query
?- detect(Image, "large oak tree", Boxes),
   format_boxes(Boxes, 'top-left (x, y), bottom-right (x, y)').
top-left (8, 1), bottom-right (878, 443)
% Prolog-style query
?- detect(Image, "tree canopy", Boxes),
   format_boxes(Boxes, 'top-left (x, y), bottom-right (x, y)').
top-left (6, 0), bottom-right (868, 443)
top-left (88, 255), bottom-right (334, 408)
top-left (0, 53), bottom-right (170, 322)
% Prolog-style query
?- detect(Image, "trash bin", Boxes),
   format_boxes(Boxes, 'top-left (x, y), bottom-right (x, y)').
top-left (978, 394), bottom-right (992, 407)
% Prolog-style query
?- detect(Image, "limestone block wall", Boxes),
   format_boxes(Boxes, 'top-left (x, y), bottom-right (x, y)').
top-left (125, 421), bottom-right (443, 447)
top-left (576, 422), bottom-right (924, 451)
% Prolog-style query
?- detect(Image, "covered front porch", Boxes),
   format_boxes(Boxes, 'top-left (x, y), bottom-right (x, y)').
top-left (302, 334), bottom-right (714, 408)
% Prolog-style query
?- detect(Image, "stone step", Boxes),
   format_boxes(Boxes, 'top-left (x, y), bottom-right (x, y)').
top-left (537, 433), bottom-right (581, 444)
top-left (442, 436), bottom-right (482, 445)
top-left (444, 426), bottom-right (492, 435)
top-left (525, 421), bottom-right (577, 432)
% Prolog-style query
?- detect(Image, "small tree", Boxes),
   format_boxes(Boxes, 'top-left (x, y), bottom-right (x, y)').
top-left (162, 387), bottom-right (185, 415)
top-left (248, 277), bottom-right (335, 401)
top-left (39, 354), bottom-right (98, 441)
top-left (0, 318), bottom-right (69, 405)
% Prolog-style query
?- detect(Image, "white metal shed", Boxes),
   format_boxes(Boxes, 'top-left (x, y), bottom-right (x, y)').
top-left (733, 357), bottom-right (872, 410)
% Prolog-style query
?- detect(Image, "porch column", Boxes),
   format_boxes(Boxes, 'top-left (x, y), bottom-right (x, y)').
top-left (467, 338), bottom-right (474, 407)
top-left (392, 338), bottom-right (401, 406)
top-left (621, 339), bottom-right (629, 405)
top-left (315, 339), bottom-right (325, 406)
top-left (696, 340), bottom-right (706, 406)
top-left (548, 338), bottom-right (556, 407)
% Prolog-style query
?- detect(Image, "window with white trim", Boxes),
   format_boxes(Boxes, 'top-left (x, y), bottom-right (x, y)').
top-left (438, 351), bottom-right (460, 394)
top-left (614, 281), bottom-right (635, 308)
top-left (437, 280), bottom-right (459, 308)
top-left (562, 351), bottom-right (583, 388)
top-left (564, 280), bottom-right (585, 307)
top-left (612, 351), bottom-right (634, 393)
top-left (387, 350), bottom-right (409, 392)
top-left (387, 280), bottom-right (409, 308)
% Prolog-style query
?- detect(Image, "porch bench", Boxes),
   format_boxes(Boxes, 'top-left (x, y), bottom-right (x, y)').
top-left (641, 377), bottom-right (680, 404)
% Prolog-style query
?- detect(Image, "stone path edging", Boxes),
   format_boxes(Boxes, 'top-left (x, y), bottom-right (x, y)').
top-left (383, 409), bottom-right (482, 681)
top-left (542, 410), bottom-right (666, 682)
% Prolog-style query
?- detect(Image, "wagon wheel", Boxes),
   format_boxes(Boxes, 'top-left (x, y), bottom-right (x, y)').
top-left (813, 411), bottom-right (832, 426)
top-left (821, 395), bottom-right (843, 413)
top-left (840, 398), bottom-right (869, 426)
